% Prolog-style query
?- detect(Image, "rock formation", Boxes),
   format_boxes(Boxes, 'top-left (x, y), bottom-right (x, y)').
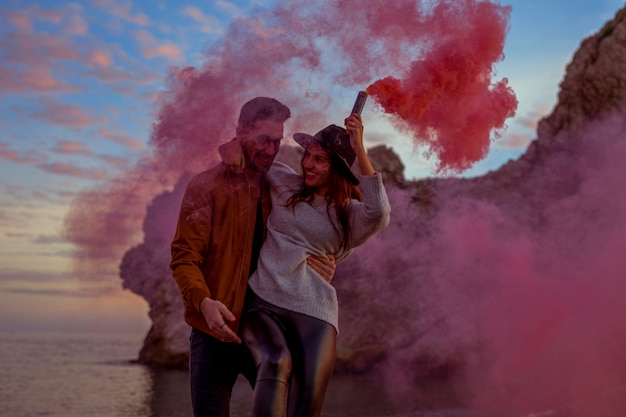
top-left (120, 9), bottom-right (626, 409)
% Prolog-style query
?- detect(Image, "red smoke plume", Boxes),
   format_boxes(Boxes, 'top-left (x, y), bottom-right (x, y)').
top-left (366, 0), bottom-right (517, 173)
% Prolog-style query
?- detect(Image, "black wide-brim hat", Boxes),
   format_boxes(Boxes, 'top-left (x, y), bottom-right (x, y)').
top-left (293, 124), bottom-right (359, 185)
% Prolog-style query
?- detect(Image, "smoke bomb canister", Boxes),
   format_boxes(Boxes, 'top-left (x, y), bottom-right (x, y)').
top-left (351, 91), bottom-right (368, 115)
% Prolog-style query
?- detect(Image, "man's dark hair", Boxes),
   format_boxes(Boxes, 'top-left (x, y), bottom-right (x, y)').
top-left (238, 97), bottom-right (291, 128)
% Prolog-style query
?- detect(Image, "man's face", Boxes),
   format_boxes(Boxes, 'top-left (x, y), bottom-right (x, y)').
top-left (238, 119), bottom-right (284, 174)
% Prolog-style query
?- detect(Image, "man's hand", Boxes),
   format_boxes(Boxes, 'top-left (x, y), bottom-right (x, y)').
top-left (218, 138), bottom-right (245, 174)
top-left (307, 253), bottom-right (336, 283)
top-left (199, 297), bottom-right (242, 344)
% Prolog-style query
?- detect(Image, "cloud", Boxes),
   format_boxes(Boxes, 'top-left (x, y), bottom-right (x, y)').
top-left (133, 29), bottom-right (184, 62)
top-left (2, 13), bottom-right (80, 61)
top-left (61, 3), bottom-right (88, 36)
top-left (496, 104), bottom-right (552, 149)
top-left (0, 8), bottom-right (82, 93)
top-left (1, 285), bottom-right (121, 298)
top-left (29, 190), bottom-right (58, 204)
top-left (181, 6), bottom-right (224, 34)
top-left (0, 269), bottom-right (67, 284)
top-left (0, 61), bottom-right (78, 94)
top-left (0, 2), bottom-right (161, 95)
top-left (145, 43), bottom-right (184, 61)
top-left (215, 0), bottom-right (245, 18)
top-left (33, 234), bottom-right (68, 244)
top-left (98, 154), bottom-right (132, 170)
top-left (82, 65), bottom-right (161, 86)
top-left (50, 140), bottom-right (92, 156)
top-left (4, 232), bottom-right (31, 239)
top-left (497, 132), bottom-right (532, 149)
top-left (91, 0), bottom-right (150, 26)
top-left (86, 48), bottom-right (113, 68)
top-left (38, 162), bottom-right (108, 180)
top-left (99, 129), bottom-right (145, 150)
top-left (30, 98), bottom-right (94, 128)
top-left (0, 141), bottom-right (46, 164)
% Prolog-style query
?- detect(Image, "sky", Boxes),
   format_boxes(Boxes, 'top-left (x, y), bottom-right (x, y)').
top-left (0, 0), bottom-right (624, 334)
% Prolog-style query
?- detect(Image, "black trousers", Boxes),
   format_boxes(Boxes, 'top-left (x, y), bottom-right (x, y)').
top-left (240, 290), bottom-right (337, 417)
top-left (189, 327), bottom-right (256, 417)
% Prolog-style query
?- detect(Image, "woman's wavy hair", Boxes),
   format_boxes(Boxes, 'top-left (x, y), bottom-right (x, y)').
top-left (285, 147), bottom-right (362, 251)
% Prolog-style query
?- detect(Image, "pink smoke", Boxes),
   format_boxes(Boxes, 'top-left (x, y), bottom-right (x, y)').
top-left (366, 0), bottom-right (518, 173)
top-left (151, 0), bottom-right (516, 176)
top-left (61, 0), bottom-right (626, 413)
top-left (355, 110), bottom-right (626, 416)
top-left (65, 0), bottom-right (514, 279)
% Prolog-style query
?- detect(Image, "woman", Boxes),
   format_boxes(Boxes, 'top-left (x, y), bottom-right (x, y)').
top-left (224, 113), bottom-right (390, 416)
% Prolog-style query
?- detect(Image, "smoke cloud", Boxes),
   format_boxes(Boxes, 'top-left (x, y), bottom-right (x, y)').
top-left (65, 0), bottom-right (515, 283)
top-left (66, 0), bottom-right (626, 415)
top-left (367, 0), bottom-right (517, 173)
top-left (339, 109), bottom-right (626, 416)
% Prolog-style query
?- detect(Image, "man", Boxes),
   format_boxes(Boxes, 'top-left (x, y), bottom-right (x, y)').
top-left (170, 97), bottom-right (335, 417)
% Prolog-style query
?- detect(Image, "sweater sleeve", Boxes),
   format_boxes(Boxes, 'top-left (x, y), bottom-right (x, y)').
top-left (266, 161), bottom-right (302, 189)
top-left (336, 173), bottom-right (390, 263)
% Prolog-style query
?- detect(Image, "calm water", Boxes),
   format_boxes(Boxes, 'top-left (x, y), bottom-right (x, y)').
top-left (1, 331), bottom-right (624, 417)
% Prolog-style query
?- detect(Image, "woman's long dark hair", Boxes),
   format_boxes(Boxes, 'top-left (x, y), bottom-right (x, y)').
top-left (285, 149), bottom-right (362, 252)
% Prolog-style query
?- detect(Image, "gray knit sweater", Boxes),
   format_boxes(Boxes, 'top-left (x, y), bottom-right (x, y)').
top-left (247, 161), bottom-right (390, 333)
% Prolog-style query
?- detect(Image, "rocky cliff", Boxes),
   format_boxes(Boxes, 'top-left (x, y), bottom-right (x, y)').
top-left (120, 6), bottom-right (626, 407)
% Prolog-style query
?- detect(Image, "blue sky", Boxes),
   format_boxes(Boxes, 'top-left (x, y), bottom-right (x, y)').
top-left (0, 0), bottom-right (623, 333)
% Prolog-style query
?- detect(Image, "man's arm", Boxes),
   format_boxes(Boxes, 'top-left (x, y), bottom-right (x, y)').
top-left (171, 178), bottom-right (242, 343)
top-left (307, 254), bottom-right (336, 283)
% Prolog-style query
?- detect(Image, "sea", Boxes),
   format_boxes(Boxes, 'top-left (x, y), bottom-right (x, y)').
top-left (1, 331), bottom-right (624, 417)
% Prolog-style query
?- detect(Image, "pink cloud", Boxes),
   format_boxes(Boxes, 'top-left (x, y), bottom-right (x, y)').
top-left (38, 162), bottom-right (108, 180)
top-left (144, 43), bottom-right (184, 61)
top-left (214, 0), bottom-right (244, 18)
top-left (83, 65), bottom-right (160, 86)
top-left (51, 139), bottom-right (136, 171)
top-left (87, 48), bottom-right (113, 68)
top-left (498, 132), bottom-right (533, 149)
top-left (0, 68), bottom-right (76, 93)
top-left (1, 26), bottom-right (79, 63)
top-left (4, 232), bottom-right (32, 239)
top-left (0, 141), bottom-right (46, 164)
top-left (181, 6), bottom-right (224, 34)
top-left (6, 9), bottom-right (33, 31)
top-left (133, 29), bottom-right (184, 62)
top-left (0, 11), bottom-right (81, 93)
top-left (33, 234), bottom-right (67, 244)
top-left (24, 5), bottom-right (65, 24)
top-left (0, 270), bottom-right (67, 284)
top-left (62, 8), bottom-right (88, 36)
top-left (50, 140), bottom-right (92, 156)
top-left (99, 129), bottom-right (145, 150)
top-left (0, 4), bottom-right (157, 94)
top-left (98, 154), bottom-right (132, 170)
top-left (92, 0), bottom-right (150, 25)
top-left (31, 98), bottom-right (94, 128)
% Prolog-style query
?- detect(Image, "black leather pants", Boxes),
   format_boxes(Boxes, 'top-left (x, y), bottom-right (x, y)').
top-left (240, 290), bottom-right (336, 417)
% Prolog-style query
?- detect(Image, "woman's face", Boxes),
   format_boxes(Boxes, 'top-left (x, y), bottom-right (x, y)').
top-left (302, 143), bottom-right (332, 195)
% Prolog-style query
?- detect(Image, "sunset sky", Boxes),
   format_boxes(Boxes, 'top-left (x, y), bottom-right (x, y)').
top-left (0, 0), bottom-right (623, 334)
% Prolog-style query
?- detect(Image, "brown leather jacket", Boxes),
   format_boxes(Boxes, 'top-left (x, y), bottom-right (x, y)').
top-left (170, 163), bottom-right (269, 339)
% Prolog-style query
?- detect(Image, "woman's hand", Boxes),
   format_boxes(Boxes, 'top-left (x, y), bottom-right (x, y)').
top-left (345, 113), bottom-right (364, 153)
top-left (345, 113), bottom-right (376, 176)
top-left (218, 138), bottom-right (245, 174)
